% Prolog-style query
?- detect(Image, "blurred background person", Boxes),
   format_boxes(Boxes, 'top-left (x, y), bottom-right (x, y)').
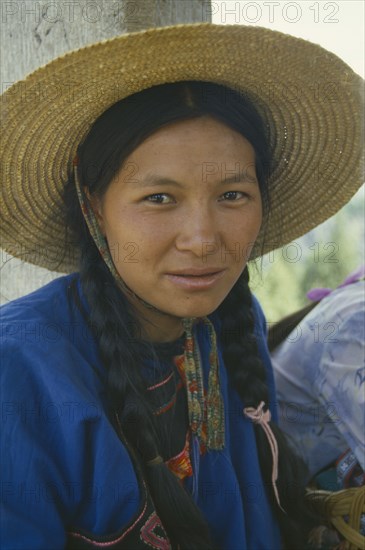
top-left (270, 266), bottom-right (364, 489)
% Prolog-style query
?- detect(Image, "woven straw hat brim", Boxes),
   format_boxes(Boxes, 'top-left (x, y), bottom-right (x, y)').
top-left (1, 23), bottom-right (364, 273)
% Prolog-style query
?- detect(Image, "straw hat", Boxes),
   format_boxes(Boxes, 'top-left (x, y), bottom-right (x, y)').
top-left (1, 23), bottom-right (363, 273)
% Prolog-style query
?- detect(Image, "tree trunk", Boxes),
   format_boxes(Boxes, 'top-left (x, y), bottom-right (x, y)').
top-left (0, 0), bottom-right (212, 304)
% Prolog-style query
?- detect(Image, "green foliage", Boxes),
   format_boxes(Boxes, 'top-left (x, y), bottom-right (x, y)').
top-left (250, 189), bottom-right (364, 323)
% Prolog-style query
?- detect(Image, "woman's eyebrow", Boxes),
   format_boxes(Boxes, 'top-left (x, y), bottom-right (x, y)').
top-left (219, 173), bottom-right (258, 185)
top-left (137, 172), bottom-right (258, 187)
top-left (137, 175), bottom-right (185, 188)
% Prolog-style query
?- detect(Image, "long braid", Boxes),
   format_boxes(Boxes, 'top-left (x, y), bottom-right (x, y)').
top-left (218, 267), bottom-right (316, 548)
top-left (218, 268), bottom-right (269, 407)
top-left (71, 215), bottom-right (213, 549)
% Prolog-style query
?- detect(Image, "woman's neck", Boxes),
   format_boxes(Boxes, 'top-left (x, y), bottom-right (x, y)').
top-left (130, 298), bottom-right (185, 343)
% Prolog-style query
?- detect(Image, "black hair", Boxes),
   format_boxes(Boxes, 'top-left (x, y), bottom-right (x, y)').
top-left (63, 81), bottom-right (316, 549)
top-left (268, 301), bottom-right (319, 352)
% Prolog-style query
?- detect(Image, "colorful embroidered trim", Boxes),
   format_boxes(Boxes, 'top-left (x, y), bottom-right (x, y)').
top-left (174, 354), bottom-right (208, 454)
top-left (67, 497), bottom-right (148, 547)
top-left (140, 512), bottom-right (171, 550)
top-left (166, 430), bottom-right (194, 480)
top-left (244, 401), bottom-right (285, 513)
top-left (205, 318), bottom-right (225, 450)
top-left (336, 449), bottom-right (365, 488)
top-left (147, 372), bottom-right (174, 391)
top-left (153, 380), bottom-right (184, 417)
top-left (182, 318), bottom-right (224, 450)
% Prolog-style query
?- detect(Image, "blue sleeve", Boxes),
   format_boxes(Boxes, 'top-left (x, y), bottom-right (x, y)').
top-left (1, 339), bottom-right (69, 549)
top-left (1, 335), bottom-right (141, 549)
top-left (1, 277), bottom-right (142, 548)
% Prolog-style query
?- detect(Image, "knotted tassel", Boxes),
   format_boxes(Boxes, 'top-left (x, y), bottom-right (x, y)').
top-left (244, 401), bottom-right (286, 513)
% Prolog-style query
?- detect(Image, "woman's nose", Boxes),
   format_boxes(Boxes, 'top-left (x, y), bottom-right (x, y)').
top-left (175, 204), bottom-right (219, 258)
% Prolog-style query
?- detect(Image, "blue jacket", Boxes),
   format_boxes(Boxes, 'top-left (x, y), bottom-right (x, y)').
top-left (1, 274), bottom-right (281, 549)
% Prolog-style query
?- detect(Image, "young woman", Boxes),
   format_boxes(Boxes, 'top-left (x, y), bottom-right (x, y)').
top-left (1, 24), bottom-right (363, 550)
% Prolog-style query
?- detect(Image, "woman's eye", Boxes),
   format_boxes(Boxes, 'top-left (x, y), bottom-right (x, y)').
top-left (219, 191), bottom-right (248, 202)
top-left (144, 193), bottom-right (173, 204)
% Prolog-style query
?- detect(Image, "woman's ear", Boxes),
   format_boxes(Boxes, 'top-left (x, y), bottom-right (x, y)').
top-left (84, 187), bottom-right (106, 235)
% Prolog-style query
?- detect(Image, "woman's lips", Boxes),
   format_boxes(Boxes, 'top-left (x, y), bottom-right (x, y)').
top-left (164, 269), bottom-right (226, 290)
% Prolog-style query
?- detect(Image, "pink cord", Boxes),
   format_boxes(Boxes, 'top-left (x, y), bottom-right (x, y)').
top-left (243, 401), bottom-right (286, 513)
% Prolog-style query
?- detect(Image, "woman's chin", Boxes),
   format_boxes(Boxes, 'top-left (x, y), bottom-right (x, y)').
top-left (160, 300), bottom-right (221, 320)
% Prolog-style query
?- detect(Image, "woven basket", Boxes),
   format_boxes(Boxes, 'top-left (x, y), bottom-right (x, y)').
top-left (306, 487), bottom-right (365, 550)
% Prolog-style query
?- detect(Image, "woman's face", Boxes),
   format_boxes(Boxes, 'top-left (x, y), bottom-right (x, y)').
top-left (91, 116), bottom-right (262, 337)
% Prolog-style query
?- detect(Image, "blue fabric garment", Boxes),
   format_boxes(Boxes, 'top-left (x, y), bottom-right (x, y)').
top-left (1, 274), bottom-right (281, 549)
